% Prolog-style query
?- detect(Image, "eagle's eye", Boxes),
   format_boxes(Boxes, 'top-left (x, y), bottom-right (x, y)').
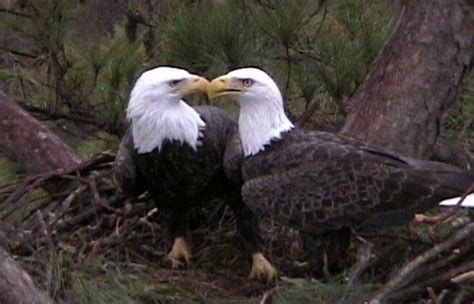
top-left (241, 78), bottom-right (254, 87)
top-left (169, 79), bottom-right (182, 87)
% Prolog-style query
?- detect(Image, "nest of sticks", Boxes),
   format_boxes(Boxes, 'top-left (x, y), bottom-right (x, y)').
top-left (0, 150), bottom-right (473, 303)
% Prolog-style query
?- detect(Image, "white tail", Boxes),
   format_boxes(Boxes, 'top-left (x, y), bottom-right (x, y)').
top-left (439, 193), bottom-right (474, 208)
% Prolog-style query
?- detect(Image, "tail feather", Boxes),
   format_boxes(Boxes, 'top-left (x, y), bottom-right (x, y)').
top-left (439, 193), bottom-right (474, 208)
top-left (433, 170), bottom-right (474, 208)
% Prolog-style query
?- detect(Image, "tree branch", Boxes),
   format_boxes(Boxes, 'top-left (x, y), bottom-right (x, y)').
top-left (368, 222), bottom-right (474, 303)
top-left (0, 91), bottom-right (83, 192)
top-left (0, 247), bottom-right (53, 304)
top-left (0, 8), bottom-right (33, 18)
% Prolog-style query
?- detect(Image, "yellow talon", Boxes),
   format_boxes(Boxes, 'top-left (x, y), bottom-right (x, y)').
top-left (248, 252), bottom-right (277, 282)
top-left (167, 237), bottom-right (191, 269)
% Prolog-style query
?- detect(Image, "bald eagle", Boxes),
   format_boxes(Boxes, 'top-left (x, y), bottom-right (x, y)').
top-left (208, 67), bottom-right (474, 275)
top-left (113, 67), bottom-right (276, 281)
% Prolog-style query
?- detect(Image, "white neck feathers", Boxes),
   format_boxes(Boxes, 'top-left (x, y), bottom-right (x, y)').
top-left (239, 93), bottom-right (293, 156)
top-left (128, 100), bottom-right (206, 154)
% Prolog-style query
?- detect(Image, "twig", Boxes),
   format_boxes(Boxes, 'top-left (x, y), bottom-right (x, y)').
top-left (35, 211), bottom-right (55, 251)
top-left (87, 174), bottom-right (120, 214)
top-left (337, 239), bottom-right (375, 304)
top-left (0, 8), bottom-right (32, 18)
top-left (138, 207), bottom-right (159, 240)
top-left (259, 286), bottom-right (282, 304)
top-left (48, 185), bottom-right (88, 228)
top-left (451, 270), bottom-right (474, 291)
top-left (368, 222), bottom-right (474, 303)
top-left (404, 241), bottom-right (472, 284)
top-left (347, 240), bottom-right (374, 287)
top-left (281, 44), bottom-right (295, 121)
top-left (296, 95), bottom-right (322, 126)
top-left (390, 261), bottom-right (474, 301)
top-left (19, 103), bottom-right (101, 125)
top-left (1, 175), bottom-right (54, 219)
top-left (427, 287), bottom-right (449, 304)
top-left (0, 47), bottom-right (37, 59)
top-left (452, 289), bottom-right (470, 304)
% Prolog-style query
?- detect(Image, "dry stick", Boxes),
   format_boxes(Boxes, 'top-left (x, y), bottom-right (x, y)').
top-left (391, 260), bottom-right (474, 301)
top-left (368, 222), bottom-right (474, 304)
top-left (296, 96), bottom-right (323, 127)
top-left (452, 289), bottom-right (470, 304)
top-left (1, 151), bottom-right (115, 211)
top-left (88, 215), bottom-right (142, 257)
top-left (1, 175), bottom-right (53, 211)
top-left (336, 240), bottom-right (376, 304)
top-left (451, 270), bottom-right (474, 288)
top-left (347, 240), bottom-right (375, 287)
top-left (427, 287), bottom-right (449, 304)
top-left (0, 8), bottom-right (33, 18)
top-left (87, 175), bottom-right (121, 214)
top-left (0, 182), bottom-right (20, 195)
top-left (259, 286), bottom-right (282, 304)
top-left (35, 211), bottom-right (55, 251)
top-left (450, 269), bottom-right (474, 303)
top-left (406, 241), bottom-right (472, 284)
top-left (48, 185), bottom-right (88, 228)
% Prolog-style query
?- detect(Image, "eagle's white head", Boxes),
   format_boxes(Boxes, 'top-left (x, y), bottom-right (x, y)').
top-left (207, 68), bottom-right (293, 156)
top-left (127, 66), bottom-right (208, 154)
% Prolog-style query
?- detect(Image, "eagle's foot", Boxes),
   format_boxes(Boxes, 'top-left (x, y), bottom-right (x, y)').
top-left (167, 237), bottom-right (191, 269)
top-left (248, 252), bottom-right (277, 282)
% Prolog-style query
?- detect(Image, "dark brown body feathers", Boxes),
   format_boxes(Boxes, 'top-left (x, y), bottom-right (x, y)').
top-left (113, 106), bottom-right (262, 260)
top-left (240, 128), bottom-right (473, 234)
top-left (114, 105), bottom-right (237, 205)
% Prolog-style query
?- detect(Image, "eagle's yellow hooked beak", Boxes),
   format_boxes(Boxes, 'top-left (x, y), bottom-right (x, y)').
top-left (178, 75), bottom-right (209, 95)
top-left (207, 75), bottom-right (243, 100)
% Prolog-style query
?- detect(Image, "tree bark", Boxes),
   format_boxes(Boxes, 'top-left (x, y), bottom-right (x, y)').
top-left (0, 91), bottom-right (83, 175)
top-left (341, 0), bottom-right (474, 159)
top-left (431, 140), bottom-right (473, 169)
top-left (0, 247), bottom-right (53, 304)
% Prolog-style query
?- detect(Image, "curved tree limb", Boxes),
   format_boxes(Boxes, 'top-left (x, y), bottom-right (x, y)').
top-left (0, 90), bottom-right (83, 191)
top-left (0, 247), bottom-right (53, 304)
top-left (368, 222), bottom-right (474, 304)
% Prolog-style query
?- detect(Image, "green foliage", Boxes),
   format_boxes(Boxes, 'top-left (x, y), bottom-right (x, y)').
top-left (258, 0), bottom-right (321, 49)
top-left (3, 1), bottom-right (150, 132)
top-left (1, 0), bottom-right (394, 130)
top-left (3, 0), bottom-right (470, 144)
top-left (7, 0), bottom-right (69, 55)
top-left (46, 251), bottom-right (71, 299)
top-left (273, 277), bottom-right (378, 304)
top-left (3, 0), bottom-right (72, 109)
top-left (75, 131), bottom-right (119, 158)
top-left (47, 255), bottom-right (377, 304)
top-left (310, 0), bottom-right (392, 100)
top-left (442, 73), bottom-right (474, 146)
top-left (160, 0), bottom-right (259, 76)
top-left (69, 271), bottom-right (137, 304)
top-left (92, 22), bottom-right (148, 130)
top-left (0, 156), bottom-right (19, 187)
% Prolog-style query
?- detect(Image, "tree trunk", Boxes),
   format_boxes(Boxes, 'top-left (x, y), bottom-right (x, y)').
top-left (0, 91), bottom-right (83, 175)
top-left (0, 247), bottom-right (53, 304)
top-left (341, 0), bottom-right (474, 159)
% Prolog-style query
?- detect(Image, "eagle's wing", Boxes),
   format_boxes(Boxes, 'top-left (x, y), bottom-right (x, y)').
top-left (113, 128), bottom-right (147, 196)
top-left (242, 131), bottom-right (473, 233)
